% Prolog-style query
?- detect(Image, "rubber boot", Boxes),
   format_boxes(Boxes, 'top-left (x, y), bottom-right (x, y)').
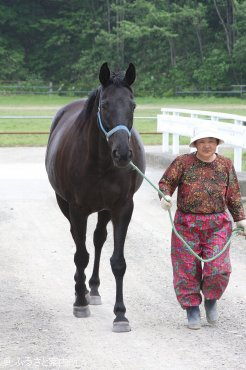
top-left (186, 306), bottom-right (201, 330)
top-left (204, 299), bottom-right (218, 325)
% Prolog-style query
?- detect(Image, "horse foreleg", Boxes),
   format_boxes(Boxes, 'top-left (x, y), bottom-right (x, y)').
top-left (89, 210), bottom-right (111, 305)
top-left (69, 205), bottom-right (90, 318)
top-left (111, 200), bottom-right (134, 333)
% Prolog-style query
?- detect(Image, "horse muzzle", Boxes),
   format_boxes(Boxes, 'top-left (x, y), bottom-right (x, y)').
top-left (112, 148), bottom-right (133, 168)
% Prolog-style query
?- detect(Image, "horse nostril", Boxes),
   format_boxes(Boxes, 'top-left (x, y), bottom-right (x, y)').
top-left (112, 149), bottom-right (132, 166)
top-left (112, 149), bottom-right (120, 159)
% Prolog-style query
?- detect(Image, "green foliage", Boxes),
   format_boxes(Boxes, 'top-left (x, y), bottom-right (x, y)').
top-left (0, 39), bottom-right (27, 80)
top-left (232, 1), bottom-right (246, 82)
top-left (0, 0), bottom-right (246, 96)
top-left (193, 49), bottom-right (230, 89)
top-left (233, 38), bottom-right (246, 82)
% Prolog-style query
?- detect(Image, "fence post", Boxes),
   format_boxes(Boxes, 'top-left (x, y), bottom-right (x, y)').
top-left (162, 132), bottom-right (169, 152)
top-left (172, 134), bottom-right (180, 154)
top-left (49, 82), bottom-right (53, 95)
top-left (234, 119), bottom-right (243, 126)
top-left (234, 148), bottom-right (242, 172)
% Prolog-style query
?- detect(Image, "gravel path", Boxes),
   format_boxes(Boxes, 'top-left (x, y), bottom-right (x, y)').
top-left (0, 148), bottom-right (245, 370)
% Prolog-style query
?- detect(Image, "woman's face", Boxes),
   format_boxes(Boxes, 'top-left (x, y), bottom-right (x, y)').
top-left (194, 137), bottom-right (218, 161)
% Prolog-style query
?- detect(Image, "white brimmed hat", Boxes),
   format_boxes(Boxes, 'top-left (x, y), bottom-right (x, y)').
top-left (189, 129), bottom-right (224, 148)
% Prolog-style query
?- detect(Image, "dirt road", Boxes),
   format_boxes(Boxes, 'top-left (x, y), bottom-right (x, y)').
top-left (0, 148), bottom-right (246, 370)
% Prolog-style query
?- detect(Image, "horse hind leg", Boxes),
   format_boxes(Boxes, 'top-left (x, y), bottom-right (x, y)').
top-left (56, 193), bottom-right (70, 220)
top-left (89, 210), bottom-right (111, 305)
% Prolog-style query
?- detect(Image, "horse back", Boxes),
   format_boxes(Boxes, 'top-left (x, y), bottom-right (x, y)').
top-left (48, 99), bottom-right (86, 136)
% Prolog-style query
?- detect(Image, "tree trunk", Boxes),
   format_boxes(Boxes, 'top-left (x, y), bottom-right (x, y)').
top-left (116, 0), bottom-right (125, 67)
top-left (195, 27), bottom-right (204, 61)
top-left (168, 38), bottom-right (176, 67)
top-left (213, 0), bottom-right (234, 60)
top-left (106, 0), bottom-right (111, 33)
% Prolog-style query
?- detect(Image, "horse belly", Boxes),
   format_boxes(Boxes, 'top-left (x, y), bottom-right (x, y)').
top-left (45, 107), bottom-right (85, 198)
top-left (130, 129), bottom-right (146, 191)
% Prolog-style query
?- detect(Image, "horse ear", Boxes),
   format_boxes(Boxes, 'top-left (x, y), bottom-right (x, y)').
top-left (124, 63), bottom-right (136, 86)
top-left (99, 63), bottom-right (110, 86)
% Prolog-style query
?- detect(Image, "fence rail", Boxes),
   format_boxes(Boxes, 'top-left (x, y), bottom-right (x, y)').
top-left (0, 116), bottom-right (53, 119)
top-left (0, 83), bottom-right (90, 96)
top-left (175, 85), bottom-right (246, 98)
top-left (1, 83), bottom-right (246, 98)
top-left (157, 108), bottom-right (246, 172)
top-left (0, 115), bottom-right (157, 136)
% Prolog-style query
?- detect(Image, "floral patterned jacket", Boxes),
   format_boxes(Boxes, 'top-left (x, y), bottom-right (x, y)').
top-left (159, 152), bottom-right (245, 222)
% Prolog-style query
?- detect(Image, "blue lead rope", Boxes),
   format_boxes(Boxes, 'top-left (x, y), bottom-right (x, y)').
top-left (130, 161), bottom-right (243, 263)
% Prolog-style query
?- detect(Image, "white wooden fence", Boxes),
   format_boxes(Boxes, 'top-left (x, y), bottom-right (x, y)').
top-left (157, 108), bottom-right (246, 172)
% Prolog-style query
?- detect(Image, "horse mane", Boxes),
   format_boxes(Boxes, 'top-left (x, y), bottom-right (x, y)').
top-left (73, 89), bottom-right (98, 126)
top-left (85, 89), bottom-right (98, 117)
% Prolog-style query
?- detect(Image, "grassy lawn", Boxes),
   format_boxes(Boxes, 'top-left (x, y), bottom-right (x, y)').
top-left (0, 94), bottom-right (245, 170)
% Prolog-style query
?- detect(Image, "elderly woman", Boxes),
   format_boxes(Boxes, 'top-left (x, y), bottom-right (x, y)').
top-left (159, 129), bottom-right (246, 330)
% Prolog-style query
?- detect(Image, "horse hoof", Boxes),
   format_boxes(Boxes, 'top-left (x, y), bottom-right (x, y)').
top-left (73, 305), bottom-right (91, 318)
top-left (112, 321), bottom-right (131, 333)
top-left (89, 295), bottom-right (102, 305)
top-left (85, 292), bottom-right (91, 304)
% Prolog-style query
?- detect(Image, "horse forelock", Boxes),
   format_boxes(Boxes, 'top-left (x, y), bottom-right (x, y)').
top-left (110, 71), bottom-right (133, 91)
top-left (82, 74), bottom-right (132, 122)
top-left (99, 71), bottom-right (132, 91)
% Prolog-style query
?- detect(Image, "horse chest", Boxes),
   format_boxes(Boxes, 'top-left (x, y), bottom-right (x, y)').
top-left (72, 170), bottom-right (131, 209)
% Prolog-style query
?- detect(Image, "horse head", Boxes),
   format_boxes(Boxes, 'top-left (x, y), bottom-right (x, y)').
top-left (97, 62), bottom-right (136, 168)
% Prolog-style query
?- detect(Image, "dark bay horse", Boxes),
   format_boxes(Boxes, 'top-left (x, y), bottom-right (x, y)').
top-left (45, 63), bottom-right (146, 332)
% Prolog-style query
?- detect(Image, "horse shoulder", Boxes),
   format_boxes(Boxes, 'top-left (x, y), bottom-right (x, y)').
top-left (49, 99), bottom-right (86, 134)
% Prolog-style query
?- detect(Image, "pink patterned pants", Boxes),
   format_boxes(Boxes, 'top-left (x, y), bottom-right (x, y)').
top-left (171, 210), bottom-right (232, 309)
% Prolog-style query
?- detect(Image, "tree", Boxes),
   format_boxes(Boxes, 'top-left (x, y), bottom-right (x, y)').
top-left (212, 0), bottom-right (235, 60)
top-left (1, 0), bottom-right (246, 96)
top-left (232, 1), bottom-right (246, 82)
top-left (193, 49), bottom-right (230, 89)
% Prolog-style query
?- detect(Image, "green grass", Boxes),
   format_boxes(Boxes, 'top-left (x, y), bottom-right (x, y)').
top-left (0, 94), bottom-right (77, 106)
top-left (0, 94), bottom-right (246, 171)
top-left (0, 95), bottom-right (76, 146)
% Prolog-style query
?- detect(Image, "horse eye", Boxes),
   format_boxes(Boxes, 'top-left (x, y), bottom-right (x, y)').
top-left (100, 102), bottom-right (108, 110)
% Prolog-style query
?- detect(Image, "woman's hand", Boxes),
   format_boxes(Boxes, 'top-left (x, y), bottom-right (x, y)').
top-left (160, 195), bottom-right (172, 211)
top-left (236, 219), bottom-right (246, 236)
